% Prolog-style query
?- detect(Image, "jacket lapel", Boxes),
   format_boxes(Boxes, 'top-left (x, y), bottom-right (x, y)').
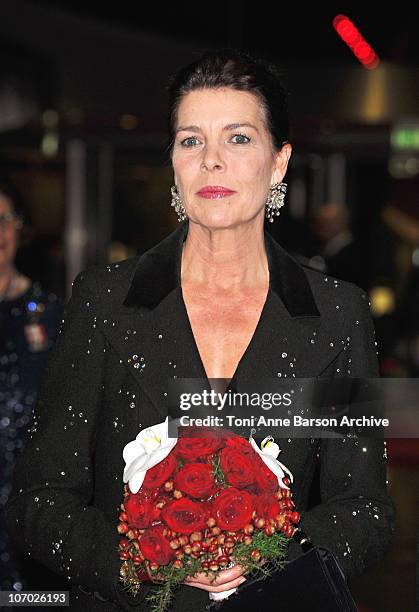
top-left (102, 220), bottom-right (343, 420)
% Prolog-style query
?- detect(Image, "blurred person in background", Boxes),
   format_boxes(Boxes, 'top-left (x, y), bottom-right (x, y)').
top-left (308, 202), bottom-right (363, 287)
top-left (0, 176), bottom-right (64, 592)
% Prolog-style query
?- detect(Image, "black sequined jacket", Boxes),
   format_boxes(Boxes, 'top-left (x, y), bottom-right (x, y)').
top-left (5, 220), bottom-right (396, 611)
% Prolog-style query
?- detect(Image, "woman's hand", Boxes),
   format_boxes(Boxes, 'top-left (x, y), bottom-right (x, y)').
top-left (143, 562), bottom-right (246, 592)
top-left (182, 564), bottom-right (247, 593)
top-left (144, 558), bottom-right (269, 592)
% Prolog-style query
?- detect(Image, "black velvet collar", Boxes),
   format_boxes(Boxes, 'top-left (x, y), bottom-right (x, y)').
top-left (123, 220), bottom-right (320, 318)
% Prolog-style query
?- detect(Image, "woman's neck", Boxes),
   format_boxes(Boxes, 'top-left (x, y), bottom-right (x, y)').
top-left (180, 220), bottom-right (269, 292)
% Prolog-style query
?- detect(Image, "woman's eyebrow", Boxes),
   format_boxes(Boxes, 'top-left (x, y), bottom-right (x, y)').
top-left (176, 122), bottom-right (259, 133)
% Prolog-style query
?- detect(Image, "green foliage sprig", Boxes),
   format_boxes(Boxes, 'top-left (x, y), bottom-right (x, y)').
top-left (211, 453), bottom-right (229, 487)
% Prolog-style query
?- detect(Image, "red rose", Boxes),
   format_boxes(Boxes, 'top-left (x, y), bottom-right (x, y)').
top-left (220, 447), bottom-right (255, 487)
top-left (174, 463), bottom-right (215, 499)
top-left (254, 458), bottom-right (278, 493)
top-left (225, 435), bottom-right (254, 456)
top-left (142, 452), bottom-right (177, 489)
top-left (174, 436), bottom-right (222, 461)
top-left (124, 489), bottom-right (158, 529)
top-left (139, 525), bottom-right (174, 566)
top-left (161, 498), bottom-right (207, 533)
top-left (256, 493), bottom-right (281, 521)
top-left (212, 488), bottom-right (254, 531)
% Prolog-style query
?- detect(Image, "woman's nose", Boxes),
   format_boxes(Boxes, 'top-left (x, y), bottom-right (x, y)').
top-left (200, 143), bottom-right (225, 171)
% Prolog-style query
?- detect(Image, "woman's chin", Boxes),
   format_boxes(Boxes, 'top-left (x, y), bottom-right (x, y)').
top-left (188, 209), bottom-right (254, 230)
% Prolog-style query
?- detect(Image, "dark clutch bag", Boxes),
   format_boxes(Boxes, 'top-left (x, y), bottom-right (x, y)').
top-left (205, 530), bottom-right (358, 612)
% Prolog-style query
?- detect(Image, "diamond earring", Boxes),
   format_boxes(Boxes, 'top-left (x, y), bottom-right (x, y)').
top-left (170, 185), bottom-right (188, 222)
top-left (265, 182), bottom-right (287, 223)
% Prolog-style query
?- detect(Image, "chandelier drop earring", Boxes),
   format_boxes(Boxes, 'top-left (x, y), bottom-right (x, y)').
top-left (265, 182), bottom-right (287, 223)
top-left (170, 185), bottom-right (188, 222)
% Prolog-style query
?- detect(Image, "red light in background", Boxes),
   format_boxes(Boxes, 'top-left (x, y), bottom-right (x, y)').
top-left (333, 14), bottom-right (380, 69)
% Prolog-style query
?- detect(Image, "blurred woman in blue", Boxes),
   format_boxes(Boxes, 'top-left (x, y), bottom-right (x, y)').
top-left (0, 176), bottom-right (63, 591)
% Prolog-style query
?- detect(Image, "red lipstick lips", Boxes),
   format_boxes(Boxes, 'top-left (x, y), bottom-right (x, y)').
top-left (196, 185), bottom-right (236, 199)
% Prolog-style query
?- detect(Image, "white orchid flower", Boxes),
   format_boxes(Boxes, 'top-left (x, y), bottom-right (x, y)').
top-left (249, 435), bottom-right (294, 489)
top-left (122, 417), bottom-right (178, 494)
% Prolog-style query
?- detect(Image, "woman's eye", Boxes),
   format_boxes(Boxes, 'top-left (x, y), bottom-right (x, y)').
top-left (180, 137), bottom-right (199, 147)
top-left (231, 133), bottom-right (250, 144)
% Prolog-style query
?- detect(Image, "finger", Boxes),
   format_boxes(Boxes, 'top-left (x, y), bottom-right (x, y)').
top-left (183, 571), bottom-right (208, 583)
top-left (184, 575), bottom-right (247, 593)
top-left (210, 564), bottom-right (247, 584)
top-left (184, 564), bottom-right (246, 586)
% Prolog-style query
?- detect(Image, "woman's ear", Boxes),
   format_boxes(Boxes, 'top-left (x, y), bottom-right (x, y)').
top-left (272, 143), bottom-right (292, 183)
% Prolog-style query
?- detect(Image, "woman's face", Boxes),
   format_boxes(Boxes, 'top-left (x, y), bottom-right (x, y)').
top-left (0, 194), bottom-right (20, 270)
top-left (171, 87), bottom-right (292, 229)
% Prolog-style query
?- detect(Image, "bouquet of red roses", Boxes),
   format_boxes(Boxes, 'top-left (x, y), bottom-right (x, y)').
top-left (117, 420), bottom-right (300, 612)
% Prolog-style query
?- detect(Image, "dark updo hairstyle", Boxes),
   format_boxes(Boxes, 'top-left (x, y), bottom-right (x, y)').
top-left (0, 176), bottom-right (30, 226)
top-left (165, 47), bottom-right (291, 163)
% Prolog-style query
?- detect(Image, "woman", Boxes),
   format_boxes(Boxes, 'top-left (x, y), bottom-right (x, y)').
top-left (0, 177), bottom-right (63, 591)
top-left (5, 49), bottom-right (395, 611)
